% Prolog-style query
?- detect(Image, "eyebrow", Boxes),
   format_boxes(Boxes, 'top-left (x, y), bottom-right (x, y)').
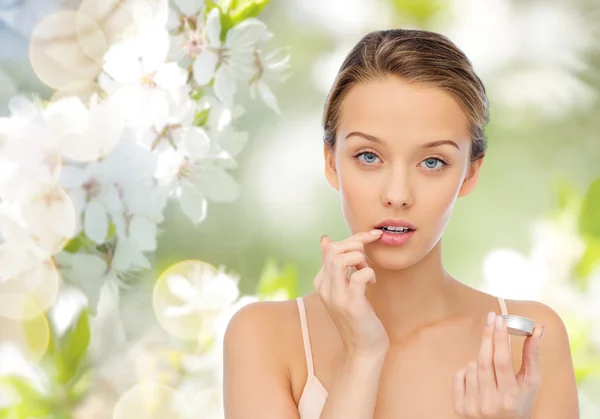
top-left (345, 131), bottom-right (460, 150)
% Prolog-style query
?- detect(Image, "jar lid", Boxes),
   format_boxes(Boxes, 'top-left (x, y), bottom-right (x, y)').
top-left (501, 314), bottom-right (534, 336)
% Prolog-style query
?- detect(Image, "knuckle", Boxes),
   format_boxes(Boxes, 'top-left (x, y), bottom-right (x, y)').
top-left (527, 372), bottom-right (542, 388)
top-left (477, 358), bottom-right (491, 372)
top-left (493, 352), bottom-right (510, 367)
top-left (465, 404), bottom-right (480, 417)
top-left (326, 243), bottom-right (338, 257)
top-left (350, 266), bottom-right (372, 279)
top-left (483, 327), bottom-right (494, 338)
top-left (332, 256), bottom-right (344, 269)
top-left (501, 392), bottom-right (519, 411)
top-left (495, 359), bottom-right (512, 373)
top-left (480, 403), bottom-right (495, 417)
top-left (453, 402), bottom-right (465, 416)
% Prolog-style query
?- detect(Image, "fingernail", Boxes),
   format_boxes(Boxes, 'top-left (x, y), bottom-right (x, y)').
top-left (370, 229), bottom-right (383, 236)
top-left (320, 234), bottom-right (325, 242)
top-left (539, 325), bottom-right (546, 341)
top-left (487, 312), bottom-right (495, 327)
top-left (495, 315), bottom-right (503, 330)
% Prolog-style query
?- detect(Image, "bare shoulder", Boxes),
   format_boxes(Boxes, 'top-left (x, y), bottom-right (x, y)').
top-left (504, 298), bottom-right (568, 328)
top-left (504, 298), bottom-right (580, 418)
top-left (223, 297), bottom-right (302, 371)
top-left (222, 298), bottom-right (304, 419)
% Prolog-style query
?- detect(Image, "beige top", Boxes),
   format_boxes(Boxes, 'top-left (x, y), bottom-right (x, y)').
top-left (295, 295), bottom-right (510, 419)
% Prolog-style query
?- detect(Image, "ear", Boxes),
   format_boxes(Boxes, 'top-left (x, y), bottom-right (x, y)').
top-left (324, 145), bottom-right (340, 190)
top-left (458, 157), bottom-right (484, 197)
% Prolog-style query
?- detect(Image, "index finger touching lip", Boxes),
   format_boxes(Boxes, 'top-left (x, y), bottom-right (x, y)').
top-left (351, 229), bottom-right (383, 243)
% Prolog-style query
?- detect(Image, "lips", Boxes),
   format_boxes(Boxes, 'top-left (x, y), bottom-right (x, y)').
top-left (374, 218), bottom-right (416, 230)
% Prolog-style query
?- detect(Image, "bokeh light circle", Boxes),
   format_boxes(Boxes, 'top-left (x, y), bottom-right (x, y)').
top-left (153, 260), bottom-right (224, 341)
top-left (20, 186), bottom-right (78, 256)
top-left (29, 11), bottom-right (107, 89)
top-left (0, 254), bottom-right (60, 320)
top-left (0, 299), bottom-right (50, 363)
top-left (50, 80), bottom-right (104, 105)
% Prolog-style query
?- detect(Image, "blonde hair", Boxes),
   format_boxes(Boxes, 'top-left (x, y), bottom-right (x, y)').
top-left (322, 29), bottom-right (489, 162)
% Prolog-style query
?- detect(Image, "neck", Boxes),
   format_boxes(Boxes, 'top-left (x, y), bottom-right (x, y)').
top-left (364, 238), bottom-right (467, 345)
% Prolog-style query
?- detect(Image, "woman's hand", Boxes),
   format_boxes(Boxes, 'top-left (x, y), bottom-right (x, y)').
top-left (452, 311), bottom-right (546, 419)
top-left (314, 229), bottom-right (389, 358)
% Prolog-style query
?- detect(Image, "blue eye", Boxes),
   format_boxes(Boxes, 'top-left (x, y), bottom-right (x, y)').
top-left (355, 151), bottom-right (381, 164)
top-left (420, 157), bottom-right (447, 171)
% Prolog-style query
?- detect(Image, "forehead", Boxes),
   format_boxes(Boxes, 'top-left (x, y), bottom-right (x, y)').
top-left (337, 76), bottom-right (470, 143)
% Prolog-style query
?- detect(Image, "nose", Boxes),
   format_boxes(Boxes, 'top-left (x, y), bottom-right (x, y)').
top-left (381, 166), bottom-right (413, 209)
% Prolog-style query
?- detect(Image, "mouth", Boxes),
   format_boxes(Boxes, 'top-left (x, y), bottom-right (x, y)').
top-left (374, 218), bottom-right (417, 234)
top-left (376, 226), bottom-right (415, 234)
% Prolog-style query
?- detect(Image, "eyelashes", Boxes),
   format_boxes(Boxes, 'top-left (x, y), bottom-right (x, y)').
top-left (352, 150), bottom-right (451, 172)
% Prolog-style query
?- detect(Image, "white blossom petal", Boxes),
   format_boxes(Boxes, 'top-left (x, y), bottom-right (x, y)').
top-left (213, 65), bottom-right (237, 107)
top-left (84, 198), bottom-right (109, 244)
top-left (218, 127), bottom-right (247, 157)
top-left (193, 50), bottom-right (219, 86)
top-left (128, 216), bottom-right (157, 252)
top-left (166, 274), bottom-right (196, 302)
top-left (201, 275), bottom-right (239, 308)
top-left (103, 41), bottom-right (142, 85)
top-left (140, 28), bottom-right (170, 73)
top-left (154, 62), bottom-right (188, 91)
top-left (226, 18), bottom-right (267, 51)
top-left (179, 185), bottom-right (207, 225)
top-left (194, 166), bottom-right (239, 202)
top-left (112, 238), bottom-right (150, 271)
top-left (256, 79), bottom-right (281, 114)
top-left (183, 127), bottom-right (211, 160)
top-left (164, 303), bottom-right (197, 318)
top-left (205, 8), bottom-right (222, 47)
top-left (54, 252), bottom-right (108, 310)
top-left (175, 0), bottom-right (205, 17)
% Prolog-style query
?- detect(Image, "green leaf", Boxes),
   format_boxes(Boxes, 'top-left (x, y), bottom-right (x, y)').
top-left (217, 0), bottom-right (270, 33)
top-left (554, 176), bottom-right (582, 211)
top-left (22, 310), bottom-right (51, 363)
top-left (229, 0), bottom-right (270, 24)
top-left (256, 257), bottom-right (298, 300)
top-left (68, 368), bottom-right (93, 402)
top-left (190, 87), bottom-right (205, 101)
top-left (55, 309), bottom-right (90, 385)
top-left (575, 236), bottom-right (600, 283)
top-left (63, 237), bottom-right (82, 253)
top-left (579, 178), bottom-right (600, 239)
top-left (0, 376), bottom-right (43, 403)
top-left (0, 376), bottom-right (53, 418)
top-left (206, 0), bottom-right (223, 12)
top-left (389, 0), bottom-right (447, 25)
top-left (193, 108), bottom-right (210, 126)
top-left (106, 222), bottom-right (116, 240)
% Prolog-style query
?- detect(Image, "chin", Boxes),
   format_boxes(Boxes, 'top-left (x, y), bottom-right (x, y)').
top-left (367, 250), bottom-right (417, 271)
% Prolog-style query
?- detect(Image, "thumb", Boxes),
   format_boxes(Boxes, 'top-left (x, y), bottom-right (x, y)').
top-left (516, 325), bottom-right (545, 386)
top-left (320, 234), bottom-right (332, 264)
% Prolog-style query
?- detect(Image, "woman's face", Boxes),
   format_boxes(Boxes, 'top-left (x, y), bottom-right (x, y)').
top-left (324, 76), bottom-right (484, 270)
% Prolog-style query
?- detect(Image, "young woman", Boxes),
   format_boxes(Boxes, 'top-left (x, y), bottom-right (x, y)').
top-left (222, 29), bottom-right (579, 418)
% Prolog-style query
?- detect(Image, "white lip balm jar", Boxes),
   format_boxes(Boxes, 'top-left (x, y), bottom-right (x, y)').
top-left (501, 314), bottom-right (535, 336)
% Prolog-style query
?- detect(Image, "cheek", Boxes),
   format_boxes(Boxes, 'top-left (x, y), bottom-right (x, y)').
top-left (338, 166), bottom-right (376, 228)
top-left (419, 176), bottom-right (463, 229)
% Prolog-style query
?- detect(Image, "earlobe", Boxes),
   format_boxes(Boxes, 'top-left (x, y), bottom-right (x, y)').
top-left (458, 157), bottom-right (484, 197)
top-left (323, 146), bottom-right (340, 190)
